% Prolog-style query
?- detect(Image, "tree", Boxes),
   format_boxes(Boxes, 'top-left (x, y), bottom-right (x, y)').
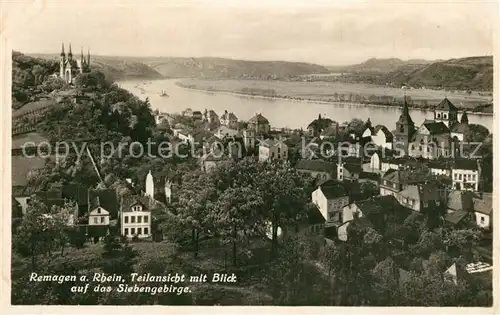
top-left (13, 198), bottom-right (72, 270)
top-left (213, 185), bottom-right (264, 266)
top-left (177, 170), bottom-right (216, 258)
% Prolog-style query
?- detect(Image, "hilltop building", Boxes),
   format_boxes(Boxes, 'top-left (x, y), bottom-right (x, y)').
top-left (59, 42), bottom-right (91, 84)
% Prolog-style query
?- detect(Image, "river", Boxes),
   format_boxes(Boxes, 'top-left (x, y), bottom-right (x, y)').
top-left (119, 79), bottom-right (493, 132)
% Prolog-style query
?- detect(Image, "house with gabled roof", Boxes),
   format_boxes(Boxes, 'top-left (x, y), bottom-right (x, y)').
top-left (295, 159), bottom-right (336, 184)
top-left (220, 110), bottom-right (238, 129)
top-left (248, 113), bottom-right (270, 134)
top-left (258, 138), bottom-right (288, 162)
top-left (311, 180), bottom-right (349, 226)
top-left (88, 188), bottom-right (119, 219)
top-left (120, 195), bottom-right (152, 239)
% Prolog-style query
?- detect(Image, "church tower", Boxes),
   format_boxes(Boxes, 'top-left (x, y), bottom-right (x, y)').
top-left (434, 98), bottom-right (458, 128)
top-left (393, 96), bottom-right (415, 155)
top-left (145, 171), bottom-right (154, 199)
top-left (80, 47), bottom-right (85, 74)
top-left (59, 42), bottom-right (65, 78)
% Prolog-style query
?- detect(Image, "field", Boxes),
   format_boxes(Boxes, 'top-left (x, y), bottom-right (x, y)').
top-left (178, 79), bottom-right (493, 110)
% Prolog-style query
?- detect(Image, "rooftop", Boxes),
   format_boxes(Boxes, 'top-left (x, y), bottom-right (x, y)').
top-left (248, 113), bottom-right (269, 124)
top-left (436, 98), bottom-right (459, 112)
top-left (296, 159), bottom-right (335, 173)
top-left (318, 180), bottom-right (348, 199)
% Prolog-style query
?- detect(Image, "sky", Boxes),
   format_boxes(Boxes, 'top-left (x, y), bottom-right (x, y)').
top-left (3, 0), bottom-right (497, 65)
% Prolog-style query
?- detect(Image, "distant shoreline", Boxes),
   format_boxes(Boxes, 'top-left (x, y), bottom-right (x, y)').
top-left (174, 81), bottom-right (493, 116)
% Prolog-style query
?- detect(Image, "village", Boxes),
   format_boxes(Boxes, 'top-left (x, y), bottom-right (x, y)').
top-left (10, 42), bottom-right (493, 306)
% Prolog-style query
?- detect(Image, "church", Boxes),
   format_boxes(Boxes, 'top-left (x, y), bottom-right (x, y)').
top-left (59, 43), bottom-right (91, 84)
top-left (393, 97), bottom-right (470, 159)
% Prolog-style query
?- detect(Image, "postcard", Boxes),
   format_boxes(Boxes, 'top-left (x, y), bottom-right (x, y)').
top-left (1, 0), bottom-right (497, 313)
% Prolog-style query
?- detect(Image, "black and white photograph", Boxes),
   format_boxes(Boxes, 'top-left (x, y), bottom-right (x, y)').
top-left (2, 0), bottom-right (497, 309)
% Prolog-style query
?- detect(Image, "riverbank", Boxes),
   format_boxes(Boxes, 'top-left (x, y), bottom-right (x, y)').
top-left (176, 79), bottom-right (493, 114)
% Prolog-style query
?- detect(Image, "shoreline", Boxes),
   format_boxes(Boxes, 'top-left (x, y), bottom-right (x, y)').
top-left (174, 82), bottom-right (494, 116)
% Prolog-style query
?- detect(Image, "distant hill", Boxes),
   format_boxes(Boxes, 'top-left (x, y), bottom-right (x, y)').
top-left (327, 58), bottom-right (434, 73)
top-left (136, 57), bottom-right (331, 79)
top-left (31, 53), bottom-right (164, 81)
top-left (380, 56), bottom-right (493, 91)
top-left (327, 56), bottom-right (493, 91)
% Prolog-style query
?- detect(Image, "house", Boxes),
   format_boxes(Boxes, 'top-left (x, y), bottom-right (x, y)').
top-left (295, 159), bottom-right (336, 184)
top-left (337, 162), bottom-right (362, 181)
top-left (203, 109), bottom-right (219, 124)
top-left (473, 193), bottom-right (492, 229)
top-left (258, 139), bottom-right (288, 162)
top-left (242, 129), bottom-right (256, 150)
top-left (372, 125), bottom-right (394, 149)
top-left (451, 159), bottom-right (480, 191)
top-left (294, 206), bottom-right (326, 237)
top-left (444, 191), bottom-right (492, 229)
top-left (428, 159), bottom-right (453, 177)
top-left (220, 110), bottom-right (238, 128)
top-left (396, 182), bottom-right (441, 212)
top-left (307, 114), bottom-right (334, 136)
top-left (311, 180), bottom-right (349, 226)
top-left (215, 125), bottom-right (239, 140)
top-left (175, 129), bottom-right (193, 143)
top-left (88, 197), bottom-right (110, 226)
top-left (88, 188), bottom-right (119, 219)
top-left (248, 113), bottom-right (270, 134)
top-left (182, 108), bottom-right (193, 117)
top-left (379, 168), bottom-right (428, 197)
top-left (120, 195), bottom-right (152, 239)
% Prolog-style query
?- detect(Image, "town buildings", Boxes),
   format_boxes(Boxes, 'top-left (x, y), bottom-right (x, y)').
top-left (258, 139), bottom-right (288, 162)
top-left (295, 159), bottom-right (336, 184)
top-left (311, 180), bottom-right (350, 225)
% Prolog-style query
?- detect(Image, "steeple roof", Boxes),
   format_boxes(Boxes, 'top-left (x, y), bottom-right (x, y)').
top-left (436, 98), bottom-right (458, 111)
top-left (68, 43), bottom-right (73, 56)
top-left (397, 96), bottom-right (414, 125)
top-left (460, 110), bottom-right (469, 124)
top-left (60, 42), bottom-right (65, 56)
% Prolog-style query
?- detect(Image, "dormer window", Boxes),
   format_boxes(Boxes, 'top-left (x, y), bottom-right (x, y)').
top-left (97, 208), bottom-right (101, 214)
top-left (437, 113), bottom-right (441, 118)
top-left (444, 113), bottom-right (447, 119)
top-left (132, 205), bottom-right (142, 212)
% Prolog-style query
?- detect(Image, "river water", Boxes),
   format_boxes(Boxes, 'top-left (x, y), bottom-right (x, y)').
top-left (119, 79), bottom-right (493, 132)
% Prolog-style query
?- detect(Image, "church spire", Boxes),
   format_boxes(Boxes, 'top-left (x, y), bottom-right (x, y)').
top-left (461, 110), bottom-right (469, 124)
top-left (68, 43), bottom-right (73, 58)
top-left (87, 47), bottom-right (90, 65)
top-left (60, 42), bottom-right (65, 56)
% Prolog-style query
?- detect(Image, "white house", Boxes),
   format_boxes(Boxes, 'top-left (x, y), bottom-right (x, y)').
top-left (311, 180), bottom-right (349, 224)
top-left (452, 159), bottom-right (480, 191)
top-left (120, 196), bottom-right (152, 239)
top-left (473, 193), bottom-right (492, 229)
top-left (258, 139), bottom-right (288, 162)
top-left (88, 197), bottom-right (110, 226)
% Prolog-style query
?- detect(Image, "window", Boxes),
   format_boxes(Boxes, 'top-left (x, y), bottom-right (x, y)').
top-left (278, 147), bottom-right (280, 154)
top-left (480, 217), bottom-right (485, 224)
top-left (124, 216), bottom-right (129, 224)
top-left (131, 228), bottom-right (135, 235)
top-left (97, 208), bottom-right (101, 214)
top-left (472, 174), bottom-right (476, 181)
top-left (93, 217), bottom-right (98, 224)
top-left (100, 216), bottom-right (105, 223)
top-left (437, 113), bottom-right (441, 118)
top-left (137, 228), bottom-right (142, 235)
top-left (144, 228), bottom-right (149, 235)
top-left (131, 216), bottom-right (136, 223)
top-left (459, 174), bottom-right (462, 180)
top-left (444, 114), bottom-right (447, 119)
top-left (138, 216), bottom-right (142, 223)
top-left (124, 228), bottom-right (129, 235)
